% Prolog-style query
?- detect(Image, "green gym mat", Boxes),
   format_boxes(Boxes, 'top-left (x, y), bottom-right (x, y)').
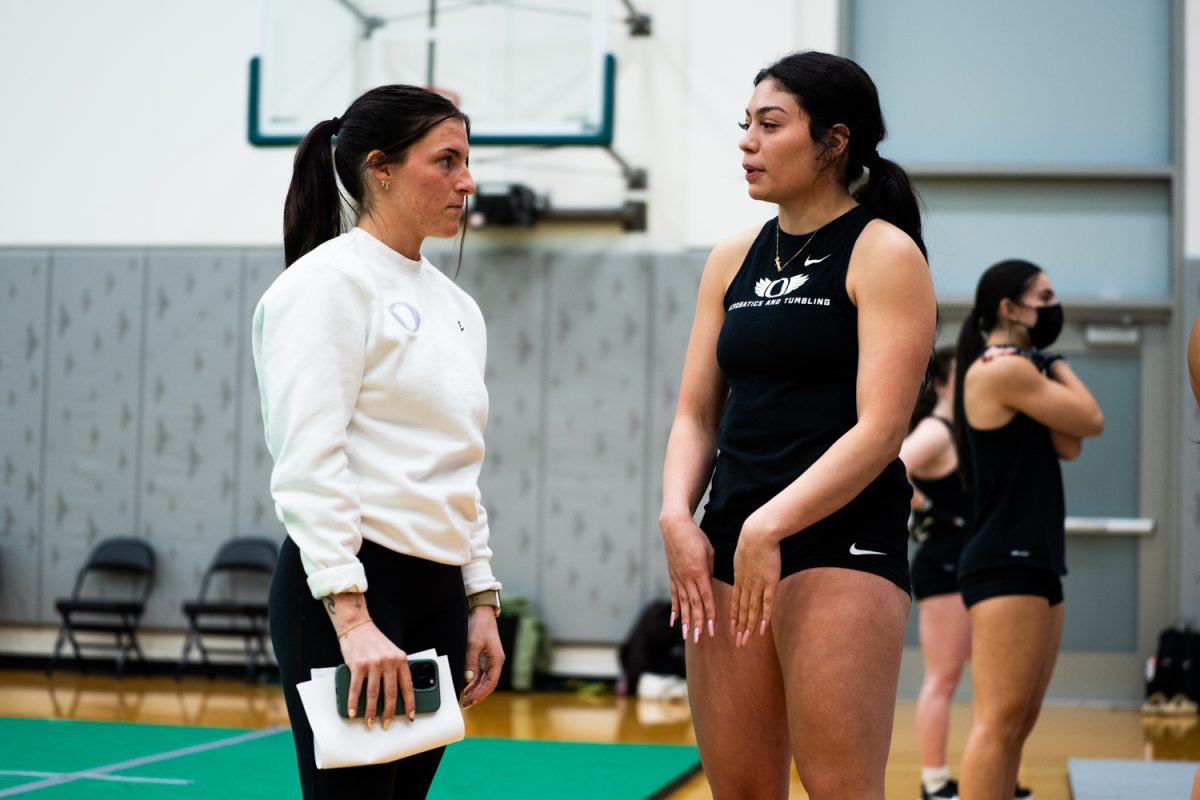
top-left (0, 717), bottom-right (701, 799)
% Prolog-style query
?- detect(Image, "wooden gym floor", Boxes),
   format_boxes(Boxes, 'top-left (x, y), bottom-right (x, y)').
top-left (0, 670), bottom-right (1196, 799)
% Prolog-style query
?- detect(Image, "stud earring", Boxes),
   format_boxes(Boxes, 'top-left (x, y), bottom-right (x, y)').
top-left (381, 180), bottom-right (390, 192)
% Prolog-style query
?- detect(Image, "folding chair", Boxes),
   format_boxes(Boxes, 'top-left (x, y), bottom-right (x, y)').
top-left (49, 537), bottom-right (156, 678)
top-left (175, 537), bottom-right (278, 682)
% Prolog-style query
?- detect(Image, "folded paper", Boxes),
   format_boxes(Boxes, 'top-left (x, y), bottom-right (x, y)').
top-left (296, 649), bottom-right (464, 769)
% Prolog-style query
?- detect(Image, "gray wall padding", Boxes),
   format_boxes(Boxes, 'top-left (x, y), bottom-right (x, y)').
top-left (0, 247), bottom-right (709, 642)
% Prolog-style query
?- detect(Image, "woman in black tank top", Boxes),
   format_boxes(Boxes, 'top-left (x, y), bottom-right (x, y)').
top-left (953, 260), bottom-right (1103, 800)
top-left (899, 347), bottom-right (972, 800)
top-left (659, 52), bottom-right (936, 799)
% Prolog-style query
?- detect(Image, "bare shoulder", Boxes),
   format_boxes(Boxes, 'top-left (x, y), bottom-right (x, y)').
top-left (703, 223), bottom-right (764, 286)
top-left (850, 218), bottom-right (927, 277)
top-left (847, 217), bottom-right (932, 309)
top-left (967, 349), bottom-right (1041, 391)
top-left (913, 414), bottom-right (953, 443)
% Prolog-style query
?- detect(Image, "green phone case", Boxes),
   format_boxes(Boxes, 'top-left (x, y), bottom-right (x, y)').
top-left (334, 659), bottom-right (441, 718)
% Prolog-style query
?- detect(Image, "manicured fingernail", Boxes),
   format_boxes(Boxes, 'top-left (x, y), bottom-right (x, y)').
top-left (382, 718), bottom-right (391, 730)
top-left (743, 630), bottom-right (751, 646)
top-left (366, 717), bottom-right (375, 729)
top-left (693, 625), bottom-right (700, 644)
top-left (348, 708), bottom-right (356, 719)
top-left (465, 670), bottom-right (476, 682)
top-left (707, 619), bottom-right (715, 638)
top-left (408, 710), bottom-right (415, 721)
top-left (669, 611), bottom-right (676, 628)
top-left (682, 622), bottom-right (690, 640)
top-left (760, 620), bottom-right (768, 635)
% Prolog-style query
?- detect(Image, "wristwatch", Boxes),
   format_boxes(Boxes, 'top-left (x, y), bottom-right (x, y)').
top-left (467, 590), bottom-right (501, 617)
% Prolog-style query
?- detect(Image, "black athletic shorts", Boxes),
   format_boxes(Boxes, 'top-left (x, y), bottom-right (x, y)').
top-left (911, 532), bottom-right (963, 600)
top-left (958, 564), bottom-right (1063, 609)
top-left (705, 509), bottom-right (911, 595)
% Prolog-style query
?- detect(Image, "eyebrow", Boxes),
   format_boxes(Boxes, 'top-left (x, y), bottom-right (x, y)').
top-left (745, 105), bottom-right (790, 117)
top-left (435, 147), bottom-right (465, 158)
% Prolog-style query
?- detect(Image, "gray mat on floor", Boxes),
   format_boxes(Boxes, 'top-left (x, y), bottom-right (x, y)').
top-left (1068, 758), bottom-right (1198, 799)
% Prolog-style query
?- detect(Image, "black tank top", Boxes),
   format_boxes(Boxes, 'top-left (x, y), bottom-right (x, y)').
top-left (911, 417), bottom-right (972, 534)
top-left (961, 382), bottom-right (1066, 577)
top-left (700, 206), bottom-right (910, 540)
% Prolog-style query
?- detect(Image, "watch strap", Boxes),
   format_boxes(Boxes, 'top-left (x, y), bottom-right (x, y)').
top-left (467, 590), bottom-right (501, 617)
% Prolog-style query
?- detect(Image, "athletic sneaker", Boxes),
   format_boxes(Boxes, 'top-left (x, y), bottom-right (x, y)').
top-left (920, 778), bottom-right (1030, 799)
top-left (920, 779), bottom-right (958, 800)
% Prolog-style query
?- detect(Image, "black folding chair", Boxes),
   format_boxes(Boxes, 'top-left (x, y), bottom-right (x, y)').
top-left (175, 537), bottom-right (278, 682)
top-left (49, 537), bottom-right (156, 678)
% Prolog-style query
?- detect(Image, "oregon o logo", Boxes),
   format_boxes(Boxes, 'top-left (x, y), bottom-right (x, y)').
top-left (388, 302), bottom-right (421, 332)
top-left (754, 274), bottom-right (809, 299)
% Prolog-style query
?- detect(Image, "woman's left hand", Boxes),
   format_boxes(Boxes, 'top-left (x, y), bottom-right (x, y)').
top-left (462, 607), bottom-right (505, 709)
top-left (730, 513), bottom-right (781, 647)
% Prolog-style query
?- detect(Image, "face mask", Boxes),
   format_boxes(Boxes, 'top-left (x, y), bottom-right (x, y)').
top-left (1019, 303), bottom-right (1063, 349)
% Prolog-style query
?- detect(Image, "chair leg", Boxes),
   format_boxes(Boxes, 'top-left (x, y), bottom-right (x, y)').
top-left (65, 623), bottom-right (87, 676)
top-left (175, 631), bottom-right (194, 681)
top-left (47, 625), bottom-right (68, 676)
top-left (114, 638), bottom-right (127, 679)
top-left (128, 630), bottom-right (147, 676)
top-left (243, 636), bottom-right (256, 684)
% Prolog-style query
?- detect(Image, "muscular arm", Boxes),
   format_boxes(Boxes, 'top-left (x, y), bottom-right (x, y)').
top-left (659, 226), bottom-right (755, 640)
top-left (967, 356), bottom-right (1103, 441)
top-left (660, 233), bottom-right (749, 525)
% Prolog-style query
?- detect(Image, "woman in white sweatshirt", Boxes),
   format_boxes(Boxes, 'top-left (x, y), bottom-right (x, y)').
top-left (252, 85), bottom-right (504, 799)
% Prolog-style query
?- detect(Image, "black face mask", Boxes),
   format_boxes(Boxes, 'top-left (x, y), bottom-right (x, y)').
top-left (1019, 303), bottom-right (1064, 349)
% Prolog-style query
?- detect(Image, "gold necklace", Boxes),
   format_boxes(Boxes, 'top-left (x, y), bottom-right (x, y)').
top-left (774, 221), bottom-right (818, 272)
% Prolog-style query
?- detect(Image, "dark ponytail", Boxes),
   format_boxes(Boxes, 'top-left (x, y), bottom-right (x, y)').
top-left (282, 86), bottom-right (470, 268)
top-left (855, 154), bottom-right (925, 259)
top-left (283, 118), bottom-right (344, 268)
top-left (755, 51), bottom-right (926, 258)
top-left (952, 259), bottom-right (1044, 489)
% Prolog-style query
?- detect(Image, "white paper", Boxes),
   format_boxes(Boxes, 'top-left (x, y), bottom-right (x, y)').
top-left (296, 649), bottom-right (464, 769)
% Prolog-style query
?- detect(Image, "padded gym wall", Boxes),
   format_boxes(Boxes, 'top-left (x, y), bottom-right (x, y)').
top-left (0, 247), bottom-right (703, 642)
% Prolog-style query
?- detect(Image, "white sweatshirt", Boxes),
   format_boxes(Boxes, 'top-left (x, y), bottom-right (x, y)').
top-left (252, 227), bottom-right (500, 599)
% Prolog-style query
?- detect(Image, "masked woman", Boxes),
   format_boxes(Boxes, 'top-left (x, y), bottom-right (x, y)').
top-left (953, 259), bottom-right (1103, 800)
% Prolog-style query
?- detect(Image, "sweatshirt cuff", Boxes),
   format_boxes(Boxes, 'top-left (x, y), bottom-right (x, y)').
top-left (461, 559), bottom-right (501, 597)
top-left (306, 562), bottom-right (369, 599)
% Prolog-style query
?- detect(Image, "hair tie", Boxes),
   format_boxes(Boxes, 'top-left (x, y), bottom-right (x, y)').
top-left (331, 116), bottom-right (342, 131)
top-left (867, 149), bottom-right (882, 167)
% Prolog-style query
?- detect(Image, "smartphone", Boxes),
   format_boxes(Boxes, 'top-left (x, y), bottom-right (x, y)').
top-left (335, 658), bottom-right (441, 718)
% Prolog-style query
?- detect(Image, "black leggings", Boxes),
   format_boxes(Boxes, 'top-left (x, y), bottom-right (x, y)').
top-left (270, 537), bottom-right (468, 800)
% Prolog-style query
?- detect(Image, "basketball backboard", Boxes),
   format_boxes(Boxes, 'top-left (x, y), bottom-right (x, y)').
top-left (250, 0), bottom-right (614, 147)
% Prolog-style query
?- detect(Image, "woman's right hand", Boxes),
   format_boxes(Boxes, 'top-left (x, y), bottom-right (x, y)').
top-left (660, 513), bottom-right (716, 643)
top-left (338, 621), bottom-right (415, 729)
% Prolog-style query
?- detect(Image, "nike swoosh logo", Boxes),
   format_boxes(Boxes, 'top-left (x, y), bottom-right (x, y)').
top-left (849, 543), bottom-right (886, 556)
top-left (804, 254), bottom-right (831, 266)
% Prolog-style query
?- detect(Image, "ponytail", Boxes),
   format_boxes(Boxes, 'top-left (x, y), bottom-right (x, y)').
top-left (853, 154), bottom-right (926, 259)
top-left (952, 308), bottom-right (985, 490)
top-left (283, 118), bottom-right (344, 268)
